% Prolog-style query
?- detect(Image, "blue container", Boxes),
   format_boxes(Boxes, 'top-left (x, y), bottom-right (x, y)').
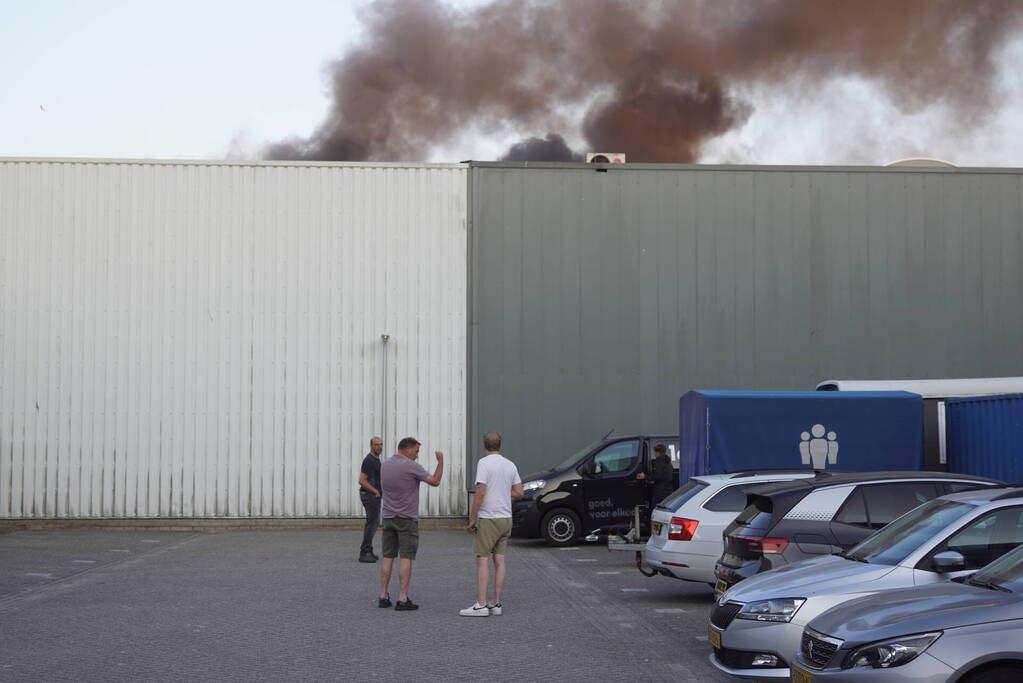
top-left (679, 390), bottom-right (924, 481)
top-left (945, 393), bottom-right (1023, 483)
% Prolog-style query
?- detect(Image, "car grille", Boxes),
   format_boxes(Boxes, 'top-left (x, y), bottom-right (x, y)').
top-left (712, 647), bottom-right (746, 669)
top-left (713, 647), bottom-right (787, 669)
top-left (801, 630), bottom-right (839, 669)
top-left (710, 601), bottom-right (742, 630)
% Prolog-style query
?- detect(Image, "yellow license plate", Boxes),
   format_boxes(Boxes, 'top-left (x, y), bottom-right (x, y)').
top-left (715, 579), bottom-right (728, 596)
top-left (708, 628), bottom-right (722, 649)
top-left (791, 666), bottom-right (813, 683)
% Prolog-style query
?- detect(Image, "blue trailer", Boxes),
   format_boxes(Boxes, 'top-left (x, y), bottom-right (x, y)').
top-left (946, 393), bottom-right (1023, 483)
top-left (678, 390), bottom-right (924, 482)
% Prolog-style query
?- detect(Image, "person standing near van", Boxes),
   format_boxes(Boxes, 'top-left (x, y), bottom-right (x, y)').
top-left (357, 436), bottom-right (384, 563)
top-left (460, 431), bottom-right (523, 617)
top-left (648, 443), bottom-right (675, 505)
top-left (378, 437), bottom-right (444, 611)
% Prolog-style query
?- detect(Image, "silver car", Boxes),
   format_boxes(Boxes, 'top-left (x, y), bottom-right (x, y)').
top-left (708, 487), bottom-right (1023, 680)
top-left (791, 543), bottom-right (1023, 683)
top-left (645, 472), bottom-right (814, 584)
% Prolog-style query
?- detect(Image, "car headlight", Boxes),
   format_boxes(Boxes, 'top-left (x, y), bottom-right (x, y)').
top-left (843, 632), bottom-right (942, 669)
top-left (735, 598), bottom-right (806, 622)
top-left (522, 480), bottom-right (546, 492)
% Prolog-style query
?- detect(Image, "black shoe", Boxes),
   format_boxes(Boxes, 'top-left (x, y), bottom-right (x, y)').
top-left (369, 551), bottom-right (380, 560)
top-left (359, 553), bottom-right (377, 563)
top-left (378, 596), bottom-right (392, 608)
top-left (394, 598), bottom-right (418, 611)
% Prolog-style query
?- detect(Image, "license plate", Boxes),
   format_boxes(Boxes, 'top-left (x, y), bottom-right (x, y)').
top-left (791, 666), bottom-right (813, 683)
top-left (708, 627), bottom-right (722, 649)
top-left (652, 522), bottom-right (662, 535)
top-left (715, 579), bottom-right (728, 596)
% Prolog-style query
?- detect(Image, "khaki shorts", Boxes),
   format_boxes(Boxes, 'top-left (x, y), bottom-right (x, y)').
top-left (381, 517), bottom-right (419, 560)
top-left (474, 517), bottom-right (512, 557)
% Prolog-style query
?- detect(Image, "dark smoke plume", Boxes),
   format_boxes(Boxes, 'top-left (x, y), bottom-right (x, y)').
top-left (499, 133), bottom-right (582, 162)
top-left (264, 0), bottom-right (1023, 163)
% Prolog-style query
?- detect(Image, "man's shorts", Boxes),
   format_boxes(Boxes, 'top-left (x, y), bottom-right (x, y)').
top-left (474, 517), bottom-right (512, 557)
top-left (381, 517), bottom-right (419, 560)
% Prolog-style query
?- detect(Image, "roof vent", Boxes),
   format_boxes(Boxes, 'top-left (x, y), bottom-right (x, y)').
top-left (586, 153), bottom-right (626, 164)
top-left (884, 157), bottom-right (957, 167)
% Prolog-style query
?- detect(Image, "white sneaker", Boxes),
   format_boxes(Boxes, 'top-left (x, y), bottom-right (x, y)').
top-left (487, 603), bottom-right (502, 616)
top-left (459, 602), bottom-right (490, 617)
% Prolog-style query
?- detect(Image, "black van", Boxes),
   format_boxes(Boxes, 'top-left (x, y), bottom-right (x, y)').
top-left (511, 434), bottom-right (678, 546)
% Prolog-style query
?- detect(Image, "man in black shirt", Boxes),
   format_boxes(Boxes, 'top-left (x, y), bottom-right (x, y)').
top-left (648, 444), bottom-right (675, 507)
top-left (358, 436), bottom-right (384, 563)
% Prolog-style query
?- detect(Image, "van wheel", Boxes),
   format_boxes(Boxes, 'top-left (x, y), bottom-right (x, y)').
top-left (541, 509), bottom-right (581, 547)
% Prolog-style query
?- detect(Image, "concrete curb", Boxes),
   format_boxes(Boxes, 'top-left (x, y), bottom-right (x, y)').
top-left (0, 517), bottom-right (469, 533)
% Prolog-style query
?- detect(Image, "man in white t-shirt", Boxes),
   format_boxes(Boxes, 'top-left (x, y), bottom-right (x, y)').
top-left (459, 431), bottom-right (523, 617)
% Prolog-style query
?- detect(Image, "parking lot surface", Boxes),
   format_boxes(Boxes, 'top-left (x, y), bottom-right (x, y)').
top-left (0, 529), bottom-right (732, 682)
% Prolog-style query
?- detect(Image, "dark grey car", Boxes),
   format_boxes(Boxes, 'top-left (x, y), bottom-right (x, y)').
top-left (714, 472), bottom-right (1001, 593)
top-left (792, 542), bottom-right (1023, 682)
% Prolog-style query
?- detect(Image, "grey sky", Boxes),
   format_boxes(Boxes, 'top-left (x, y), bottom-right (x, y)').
top-left (2, 0), bottom-right (1022, 166)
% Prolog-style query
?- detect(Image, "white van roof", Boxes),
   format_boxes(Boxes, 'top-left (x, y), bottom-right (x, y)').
top-left (815, 377), bottom-right (1023, 399)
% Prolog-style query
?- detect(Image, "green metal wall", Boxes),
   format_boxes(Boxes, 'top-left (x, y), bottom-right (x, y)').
top-left (468, 163), bottom-right (1023, 477)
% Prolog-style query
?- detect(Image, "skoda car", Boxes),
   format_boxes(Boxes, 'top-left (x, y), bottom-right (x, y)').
top-left (792, 542), bottom-right (1023, 682)
top-left (644, 471), bottom-right (818, 584)
top-left (708, 487), bottom-right (1023, 679)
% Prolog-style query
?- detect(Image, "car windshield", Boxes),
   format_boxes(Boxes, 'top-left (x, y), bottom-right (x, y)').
top-left (845, 499), bottom-right (974, 566)
top-left (552, 439), bottom-right (605, 471)
top-left (970, 543), bottom-right (1023, 593)
top-left (658, 480), bottom-right (708, 511)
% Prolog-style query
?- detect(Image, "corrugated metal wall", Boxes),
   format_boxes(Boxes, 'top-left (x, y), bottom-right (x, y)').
top-left (946, 393), bottom-right (1023, 482)
top-left (469, 163), bottom-right (1023, 476)
top-left (0, 159), bottom-right (467, 518)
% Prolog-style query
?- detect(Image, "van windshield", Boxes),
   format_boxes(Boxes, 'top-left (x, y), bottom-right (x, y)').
top-left (844, 499), bottom-right (974, 566)
top-left (553, 440), bottom-right (605, 471)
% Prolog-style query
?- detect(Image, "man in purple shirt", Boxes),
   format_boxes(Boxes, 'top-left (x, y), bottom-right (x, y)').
top-left (378, 436), bottom-right (444, 611)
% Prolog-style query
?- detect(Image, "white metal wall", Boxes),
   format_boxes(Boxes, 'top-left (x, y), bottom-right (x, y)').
top-left (0, 159), bottom-right (467, 518)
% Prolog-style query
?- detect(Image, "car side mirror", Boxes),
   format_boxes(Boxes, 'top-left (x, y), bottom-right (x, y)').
top-left (932, 550), bottom-right (966, 573)
top-left (578, 460), bottom-right (594, 477)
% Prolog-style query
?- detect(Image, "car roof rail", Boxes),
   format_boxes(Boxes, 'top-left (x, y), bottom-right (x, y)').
top-left (725, 468), bottom-right (846, 478)
top-left (990, 487), bottom-right (1023, 501)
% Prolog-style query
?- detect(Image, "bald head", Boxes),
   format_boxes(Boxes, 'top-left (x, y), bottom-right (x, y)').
top-left (369, 436), bottom-right (383, 457)
top-left (483, 431), bottom-right (502, 453)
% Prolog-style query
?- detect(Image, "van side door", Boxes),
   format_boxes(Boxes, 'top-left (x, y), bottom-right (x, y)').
top-left (579, 438), bottom-right (645, 531)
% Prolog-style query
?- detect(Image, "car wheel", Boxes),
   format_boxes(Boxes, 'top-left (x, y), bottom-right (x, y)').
top-left (962, 666), bottom-right (1023, 683)
top-left (541, 509), bottom-right (580, 547)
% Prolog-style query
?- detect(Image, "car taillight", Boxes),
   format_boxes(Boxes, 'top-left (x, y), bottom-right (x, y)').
top-left (668, 517), bottom-right (699, 541)
top-left (737, 535), bottom-right (788, 554)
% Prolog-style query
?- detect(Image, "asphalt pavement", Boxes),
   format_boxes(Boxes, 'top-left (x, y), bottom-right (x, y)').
top-left (0, 528), bottom-right (733, 682)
